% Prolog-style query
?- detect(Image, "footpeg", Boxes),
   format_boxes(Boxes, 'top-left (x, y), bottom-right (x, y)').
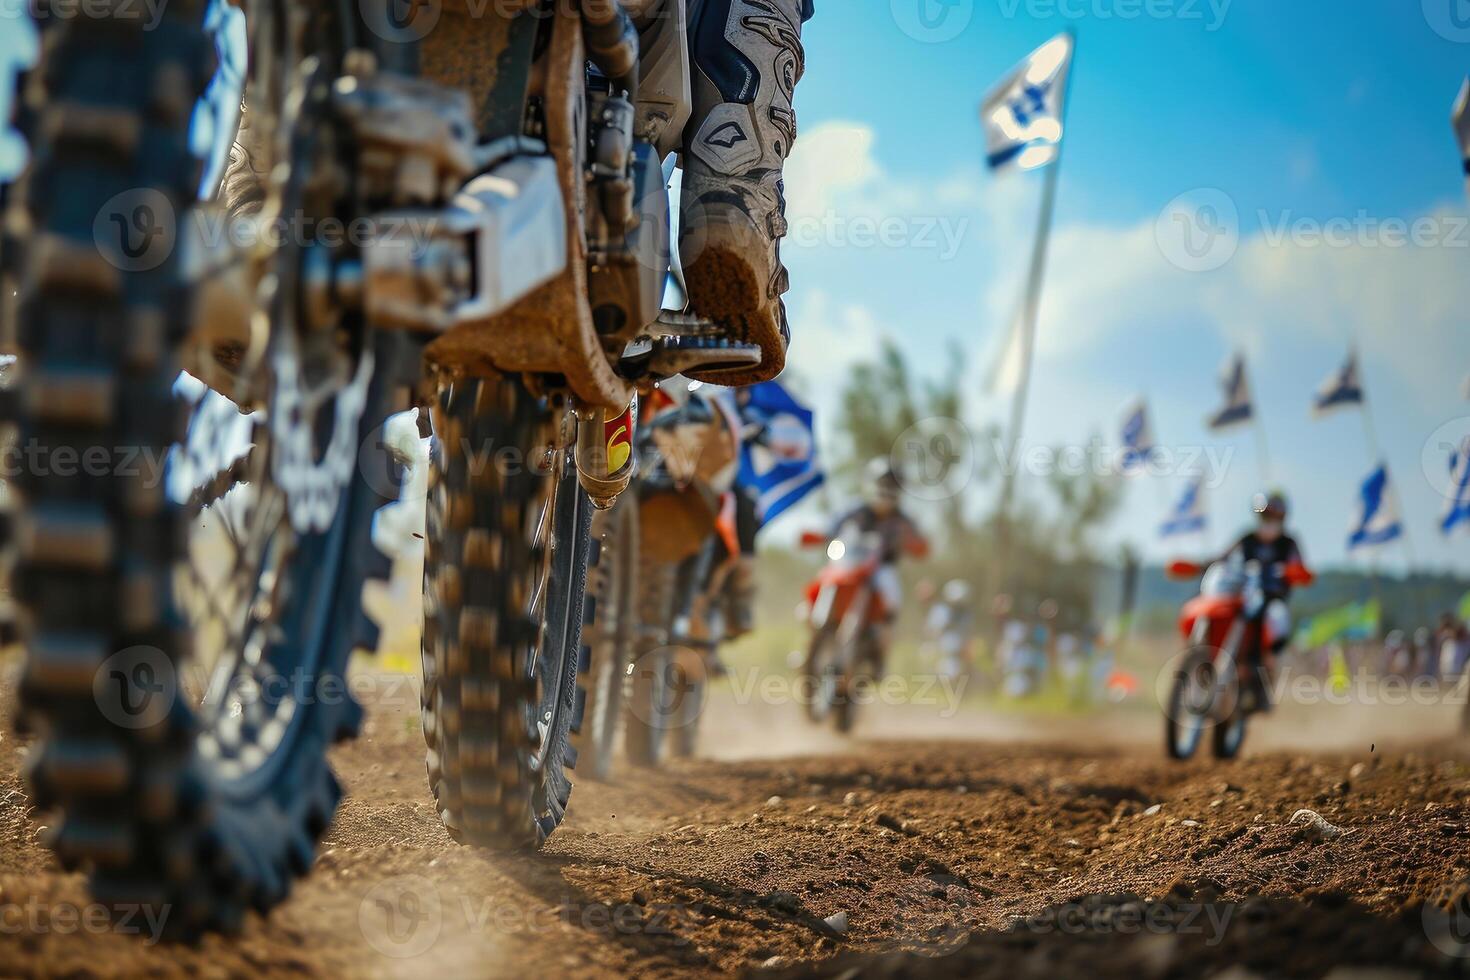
top-left (625, 312), bottom-right (762, 379)
top-left (649, 336), bottom-right (762, 378)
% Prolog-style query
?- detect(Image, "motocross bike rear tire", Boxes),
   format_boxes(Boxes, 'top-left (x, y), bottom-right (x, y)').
top-left (9, 2), bottom-right (412, 935)
top-left (574, 492), bottom-right (639, 781)
top-left (1164, 647), bottom-right (1216, 761)
top-left (420, 376), bottom-right (596, 848)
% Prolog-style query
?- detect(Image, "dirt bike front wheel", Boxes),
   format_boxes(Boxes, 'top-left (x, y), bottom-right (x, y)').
top-left (574, 493), bottom-right (639, 781)
top-left (1164, 647), bottom-right (1219, 760)
top-left (9, 0), bottom-right (413, 936)
top-left (420, 376), bottom-right (595, 848)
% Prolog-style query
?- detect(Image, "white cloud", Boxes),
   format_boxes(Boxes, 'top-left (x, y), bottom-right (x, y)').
top-left (784, 121), bottom-right (882, 224)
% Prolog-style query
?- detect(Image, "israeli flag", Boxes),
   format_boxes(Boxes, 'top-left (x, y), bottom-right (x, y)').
top-left (1160, 475), bottom-right (1208, 539)
top-left (736, 382), bottom-right (824, 527)
top-left (1348, 464), bottom-right (1404, 553)
top-left (1119, 399), bottom-right (1157, 473)
top-left (981, 33), bottom-right (1073, 173)
top-left (1455, 78), bottom-right (1470, 183)
top-left (1443, 435), bottom-right (1470, 538)
top-left (190, 0), bottom-right (248, 200)
top-left (1312, 351), bottom-right (1365, 418)
top-left (0, 4), bottom-right (39, 183)
top-left (1206, 354), bottom-right (1254, 432)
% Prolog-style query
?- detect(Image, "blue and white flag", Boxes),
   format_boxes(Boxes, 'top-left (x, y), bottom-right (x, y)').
top-left (736, 382), bottom-right (824, 527)
top-left (1454, 78), bottom-right (1469, 184)
top-left (1348, 464), bottom-right (1404, 552)
top-left (1160, 475), bottom-right (1208, 539)
top-left (1119, 399), bottom-right (1157, 473)
top-left (1312, 351), bottom-right (1365, 418)
top-left (0, 4), bottom-right (39, 183)
top-left (981, 33), bottom-right (1073, 173)
top-left (1443, 435), bottom-right (1470, 538)
top-left (190, 0), bottom-right (248, 199)
top-left (1206, 354), bottom-right (1255, 431)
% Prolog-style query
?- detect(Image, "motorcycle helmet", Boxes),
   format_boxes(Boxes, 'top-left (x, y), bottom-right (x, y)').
top-left (1252, 490), bottom-right (1288, 522)
top-left (866, 458), bottom-right (902, 506)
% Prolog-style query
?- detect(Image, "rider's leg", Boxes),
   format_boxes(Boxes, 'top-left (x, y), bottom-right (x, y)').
top-left (871, 564), bottom-right (903, 674)
top-left (680, 0), bottom-right (815, 383)
top-left (721, 487), bottom-right (761, 639)
top-left (1253, 598), bottom-right (1292, 712)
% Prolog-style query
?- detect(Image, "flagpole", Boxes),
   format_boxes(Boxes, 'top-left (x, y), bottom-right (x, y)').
top-left (995, 31), bottom-right (1075, 579)
top-left (1251, 413), bottom-right (1273, 485)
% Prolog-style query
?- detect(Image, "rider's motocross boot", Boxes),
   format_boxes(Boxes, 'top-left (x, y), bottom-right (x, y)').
top-left (679, 0), bottom-right (814, 384)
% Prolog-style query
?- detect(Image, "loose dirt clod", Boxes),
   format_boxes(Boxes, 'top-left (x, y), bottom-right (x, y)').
top-left (1291, 808), bottom-right (1347, 841)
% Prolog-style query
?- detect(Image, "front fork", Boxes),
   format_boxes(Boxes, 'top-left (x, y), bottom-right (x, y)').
top-left (574, 395), bottom-right (638, 510)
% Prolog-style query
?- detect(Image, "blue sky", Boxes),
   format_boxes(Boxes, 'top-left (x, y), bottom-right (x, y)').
top-left (2, 2), bottom-right (1467, 573)
top-left (781, 0), bottom-right (1470, 574)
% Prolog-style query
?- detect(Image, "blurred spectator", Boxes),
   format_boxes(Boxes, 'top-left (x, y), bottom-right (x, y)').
top-left (1438, 614), bottom-right (1470, 682)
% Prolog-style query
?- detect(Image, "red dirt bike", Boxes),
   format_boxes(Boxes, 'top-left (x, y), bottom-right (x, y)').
top-left (798, 523), bottom-right (923, 732)
top-left (1163, 556), bottom-right (1313, 760)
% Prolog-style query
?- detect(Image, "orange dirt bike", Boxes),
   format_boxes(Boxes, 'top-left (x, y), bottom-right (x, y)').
top-left (1163, 556), bottom-right (1313, 760)
top-left (797, 524), bottom-right (924, 733)
top-left (580, 380), bottom-right (741, 775)
top-left (3, 0), bottom-right (755, 935)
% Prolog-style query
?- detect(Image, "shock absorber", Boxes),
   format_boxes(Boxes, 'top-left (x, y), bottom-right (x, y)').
top-left (576, 394), bottom-right (638, 509)
top-left (581, 0), bottom-right (641, 99)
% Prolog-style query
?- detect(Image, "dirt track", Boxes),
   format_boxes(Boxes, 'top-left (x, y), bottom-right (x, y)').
top-left (3, 671), bottom-right (1470, 978)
